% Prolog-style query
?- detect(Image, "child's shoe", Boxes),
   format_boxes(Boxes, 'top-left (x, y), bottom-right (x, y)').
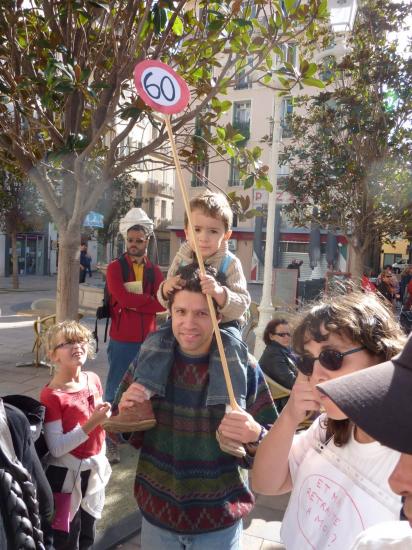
top-left (103, 400), bottom-right (156, 433)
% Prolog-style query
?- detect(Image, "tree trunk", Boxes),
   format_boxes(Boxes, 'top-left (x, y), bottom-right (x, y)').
top-left (11, 230), bottom-right (19, 289)
top-left (56, 226), bottom-right (81, 321)
top-left (348, 244), bottom-right (365, 282)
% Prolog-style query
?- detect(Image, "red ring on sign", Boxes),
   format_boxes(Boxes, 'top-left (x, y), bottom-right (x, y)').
top-left (134, 60), bottom-right (190, 114)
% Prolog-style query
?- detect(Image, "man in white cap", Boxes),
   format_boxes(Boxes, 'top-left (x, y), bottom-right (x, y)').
top-left (104, 223), bottom-right (164, 462)
top-left (318, 333), bottom-right (412, 548)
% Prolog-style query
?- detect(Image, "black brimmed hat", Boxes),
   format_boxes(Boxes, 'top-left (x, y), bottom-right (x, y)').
top-left (318, 334), bottom-right (412, 454)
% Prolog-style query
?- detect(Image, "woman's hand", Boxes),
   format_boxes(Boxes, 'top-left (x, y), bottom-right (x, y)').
top-left (283, 372), bottom-right (320, 426)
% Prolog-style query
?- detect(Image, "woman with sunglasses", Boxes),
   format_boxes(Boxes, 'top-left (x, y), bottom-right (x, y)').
top-left (40, 321), bottom-right (112, 549)
top-left (259, 319), bottom-right (297, 412)
top-left (252, 290), bottom-right (406, 550)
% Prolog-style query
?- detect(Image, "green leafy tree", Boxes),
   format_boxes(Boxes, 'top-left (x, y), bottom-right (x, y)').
top-left (0, 0), bottom-right (327, 319)
top-left (282, 0), bottom-right (412, 278)
top-left (0, 167), bottom-right (46, 288)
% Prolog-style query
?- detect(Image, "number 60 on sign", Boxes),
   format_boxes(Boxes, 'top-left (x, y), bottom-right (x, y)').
top-left (134, 59), bottom-right (190, 115)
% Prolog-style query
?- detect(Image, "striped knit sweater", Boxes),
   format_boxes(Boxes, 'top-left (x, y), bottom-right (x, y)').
top-left (116, 348), bottom-right (277, 535)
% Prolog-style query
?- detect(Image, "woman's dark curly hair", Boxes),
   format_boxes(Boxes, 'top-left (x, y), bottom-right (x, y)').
top-left (292, 289), bottom-right (406, 446)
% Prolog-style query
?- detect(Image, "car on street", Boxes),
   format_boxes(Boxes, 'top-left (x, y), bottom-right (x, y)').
top-left (392, 258), bottom-right (412, 274)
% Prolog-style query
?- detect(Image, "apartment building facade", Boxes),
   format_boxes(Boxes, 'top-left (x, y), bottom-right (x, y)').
top-left (169, 0), bottom-right (357, 282)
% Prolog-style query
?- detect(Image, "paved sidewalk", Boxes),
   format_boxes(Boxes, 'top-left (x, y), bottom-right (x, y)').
top-left (0, 275), bottom-right (287, 550)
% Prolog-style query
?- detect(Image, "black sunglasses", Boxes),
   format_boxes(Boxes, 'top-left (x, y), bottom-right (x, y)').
top-left (296, 346), bottom-right (366, 376)
top-left (274, 332), bottom-right (290, 337)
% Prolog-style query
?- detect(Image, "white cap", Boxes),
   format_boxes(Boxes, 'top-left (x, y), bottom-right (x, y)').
top-left (118, 208), bottom-right (154, 242)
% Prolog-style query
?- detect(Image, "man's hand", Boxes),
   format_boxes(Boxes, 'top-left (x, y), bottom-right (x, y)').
top-left (218, 408), bottom-right (261, 444)
top-left (119, 382), bottom-right (150, 412)
top-left (162, 275), bottom-right (185, 299)
top-left (200, 274), bottom-right (226, 307)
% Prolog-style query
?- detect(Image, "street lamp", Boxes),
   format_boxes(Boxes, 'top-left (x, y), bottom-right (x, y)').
top-left (253, 95), bottom-right (281, 359)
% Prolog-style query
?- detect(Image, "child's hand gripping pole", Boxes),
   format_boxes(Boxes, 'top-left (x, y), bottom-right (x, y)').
top-left (165, 115), bottom-right (246, 458)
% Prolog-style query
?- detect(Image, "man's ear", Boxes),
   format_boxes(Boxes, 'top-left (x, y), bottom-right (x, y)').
top-left (223, 229), bottom-right (232, 241)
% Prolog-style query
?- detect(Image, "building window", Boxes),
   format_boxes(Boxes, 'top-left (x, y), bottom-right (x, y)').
top-left (277, 153), bottom-right (290, 180)
top-left (320, 55), bottom-right (337, 82)
top-left (191, 161), bottom-right (209, 187)
top-left (280, 241), bottom-right (327, 254)
top-left (161, 200), bottom-right (167, 219)
top-left (148, 197), bottom-right (155, 219)
top-left (229, 159), bottom-right (241, 187)
top-left (191, 116), bottom-right (209, 187)
top-left (157, 240), bottom-right (170, 265)
top-left (280, 97), bottom-right (293, 139)
top-left (280, 43), bottom-right (298, 69)
top-left (233, 100), bottom-right (251, 144)
top-left (234, 57), bottom-right (253, 90)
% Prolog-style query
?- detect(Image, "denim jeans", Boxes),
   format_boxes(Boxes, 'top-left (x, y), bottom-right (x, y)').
top-left (105, 339), bottom-right (141, 403)
top-left (134, 320), bottom-right (248, 408)
top-left (140, 517), bottom-right (242, 550)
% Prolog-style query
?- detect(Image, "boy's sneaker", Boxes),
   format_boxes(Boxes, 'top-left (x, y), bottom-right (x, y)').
top-left (106, 439), bottom-right (120, 465)
top-left (103, 399), bottom-right (156, 433)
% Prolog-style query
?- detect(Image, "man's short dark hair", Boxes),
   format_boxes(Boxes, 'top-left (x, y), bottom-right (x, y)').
top-left (127, 224), bottom-right (150, 238)
top-left (168, 263), bottom-right (223, 312)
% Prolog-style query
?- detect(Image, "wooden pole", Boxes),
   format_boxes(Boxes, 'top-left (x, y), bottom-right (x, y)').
top-left (164, 115), bottom-right (238, 410)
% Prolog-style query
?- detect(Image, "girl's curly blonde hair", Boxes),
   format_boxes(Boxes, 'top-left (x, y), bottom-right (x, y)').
top-left (44, 320), bottom-right (96, 360)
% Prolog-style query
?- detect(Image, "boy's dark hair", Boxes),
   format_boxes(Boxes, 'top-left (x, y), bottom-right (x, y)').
top-left (263, 318), bottom-right (289, 346)
top-left (168, 263), bottom-right (223, 312)
top-left (184, 191), bottom-right (233, 232)
top-left (127, 224), bottom-right (150, 238)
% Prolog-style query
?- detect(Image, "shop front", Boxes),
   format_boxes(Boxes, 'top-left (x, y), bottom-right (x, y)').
top-left (5, 233), bottom-right (47, 276)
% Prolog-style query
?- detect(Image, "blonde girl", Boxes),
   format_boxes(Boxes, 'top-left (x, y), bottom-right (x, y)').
top-left (41, 321), bottom-right (111, 549)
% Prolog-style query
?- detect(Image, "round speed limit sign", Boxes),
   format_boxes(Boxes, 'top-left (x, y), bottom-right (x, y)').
top-left (134, 60), bottom-right (190, 114)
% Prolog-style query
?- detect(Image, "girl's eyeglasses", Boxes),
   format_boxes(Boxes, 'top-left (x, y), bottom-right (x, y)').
top-left (296, 346), bottom-right (366, 376)
top-left (54, 340), bottom-right (88, 352)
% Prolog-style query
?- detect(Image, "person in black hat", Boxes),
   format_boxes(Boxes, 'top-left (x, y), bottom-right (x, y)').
top-left (318, 333), bottom-right (412, 548)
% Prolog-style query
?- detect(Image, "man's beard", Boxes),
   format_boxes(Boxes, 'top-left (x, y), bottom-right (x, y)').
top-left (128, 248), bottom-right (145, 257)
